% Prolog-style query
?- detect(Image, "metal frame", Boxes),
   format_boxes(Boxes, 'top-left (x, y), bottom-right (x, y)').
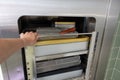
top-left (85, 32), bottom-right (96, 80)
top-left (24, 32), bottom-right (96, 80)
top-left (24, 46), bottom-right (36, 80)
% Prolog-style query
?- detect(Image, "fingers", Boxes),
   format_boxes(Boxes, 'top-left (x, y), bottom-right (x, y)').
top-left (20, 33), bottom-right (24, 36)
top-left (20, 32), bottom-right (38, 46)
top-left (20, 32), bottom-right (38, 36)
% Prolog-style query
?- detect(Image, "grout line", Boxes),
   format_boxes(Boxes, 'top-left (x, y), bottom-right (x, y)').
top-left (111, 35), bottom-right (116, 47)
top-left (111, 68), bottom-right (120, 80)
top-left (116, 58), bottom-right (120, 60)
top-left (114, 68), bottom-right (120, 73)
top-left (116, 48), bottom-right (120, 60)
top-left (106, 68), bottom-right (113, 72)
top-left (111, 68), bottom-right (115, 80)
top-left (110, 47), bottom-right (119, 51)
top-left (111, 46), bottom-right (120, 49)
top-left (110, 58), bottom-right (117, 60)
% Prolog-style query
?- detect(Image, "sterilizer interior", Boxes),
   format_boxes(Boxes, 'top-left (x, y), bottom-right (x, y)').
top-left (18, 16), bottom-right (96, 33)
top-left (18, 16), bottom-right (96, 80)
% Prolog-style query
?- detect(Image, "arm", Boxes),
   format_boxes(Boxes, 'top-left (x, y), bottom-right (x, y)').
top-left (0, 32), bottom-right (38, 63)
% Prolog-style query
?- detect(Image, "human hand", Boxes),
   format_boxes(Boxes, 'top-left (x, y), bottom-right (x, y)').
top-left (20, 32), bottom-right (38, 46)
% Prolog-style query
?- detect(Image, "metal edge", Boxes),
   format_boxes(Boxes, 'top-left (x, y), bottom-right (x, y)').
top-left (85, 32), bottom-right (97, 80)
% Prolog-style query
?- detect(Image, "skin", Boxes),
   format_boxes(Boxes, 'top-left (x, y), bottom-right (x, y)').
top-left (0, 32), bottom-right (38, 63)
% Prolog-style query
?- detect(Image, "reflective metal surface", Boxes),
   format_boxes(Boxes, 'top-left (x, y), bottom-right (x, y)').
top-left (36, 50), bottom-right (88, 61)
top-left (0, 0), bottom-right (119, 80)
top-left (95, 0), bottom-right (120, 80)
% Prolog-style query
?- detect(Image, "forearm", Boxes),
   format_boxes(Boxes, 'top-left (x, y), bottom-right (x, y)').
top-left (0, 38), bottom-right (24, 63)
top-left (0, 32), bottom-right (38, 63)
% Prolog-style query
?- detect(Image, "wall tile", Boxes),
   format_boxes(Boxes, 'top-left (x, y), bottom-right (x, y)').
top-left (105, 69), bottom-right (113, 80)
top-left (111, 69), bottom-right (120, 80)
top-left (115, 59), bottom-right (120, 71)
top-left (114, 36), bottom-right (120, 47)
top-left (108, 59), bottom-right (116, 69)
top-left (112, 35), bottom-right (117, 47)
top-left (118, 49), bottom-right (120, 58)
top-left (111, 48), bottom-right (119, 59)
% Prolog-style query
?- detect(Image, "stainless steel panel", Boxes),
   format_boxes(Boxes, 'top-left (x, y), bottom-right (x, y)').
top-left (5, 50), bottom-right (24, 80)
top-left (0, 63), bottom-right (9, 80)
top-left (95, 0), bottom-right (120, 80)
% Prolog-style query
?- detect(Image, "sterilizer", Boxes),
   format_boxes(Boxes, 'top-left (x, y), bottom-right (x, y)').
top-left (18, 16), bottom-right (97, 80)
top-left (0, 0), bottom-right (119, 80)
